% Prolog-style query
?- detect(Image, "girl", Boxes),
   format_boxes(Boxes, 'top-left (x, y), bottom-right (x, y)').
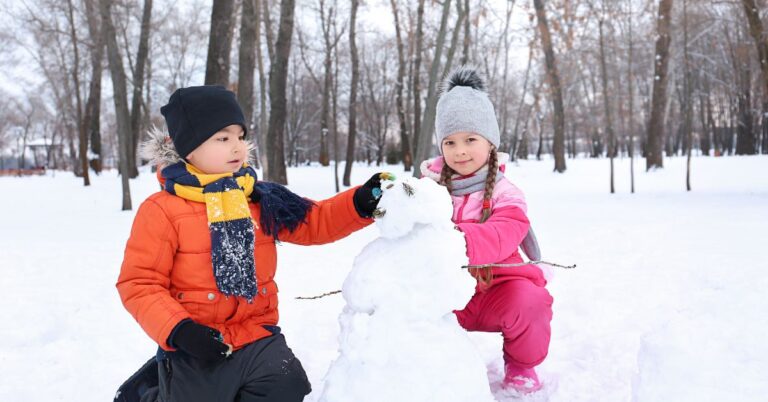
top-left (421, 67), bottom-right (553, 394)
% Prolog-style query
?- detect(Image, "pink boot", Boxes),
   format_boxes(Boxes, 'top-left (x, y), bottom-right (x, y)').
top-left (503, 363), bottom-right (542, 394)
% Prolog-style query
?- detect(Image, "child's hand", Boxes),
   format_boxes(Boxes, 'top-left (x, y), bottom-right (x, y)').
top-left (353, 172), bottom-right (396, 218)
top-left (169, 320), bottom-right (231, 365)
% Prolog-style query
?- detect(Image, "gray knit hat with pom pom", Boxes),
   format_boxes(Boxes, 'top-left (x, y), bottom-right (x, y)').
top-left (435, 66), bottom-right (500, 150)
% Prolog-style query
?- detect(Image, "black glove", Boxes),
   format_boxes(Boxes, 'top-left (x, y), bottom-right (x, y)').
top-left (168, 320), bottom-right (230, 365)
top-left (353, 172), bottom-right (396, 218)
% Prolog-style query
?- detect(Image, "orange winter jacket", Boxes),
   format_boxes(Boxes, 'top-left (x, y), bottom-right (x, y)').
top-left (117, 185), bottom-right (371, 351)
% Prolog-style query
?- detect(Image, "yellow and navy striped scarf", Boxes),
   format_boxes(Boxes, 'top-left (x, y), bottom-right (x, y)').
top-left (162, 162), bottom-right (259, 300)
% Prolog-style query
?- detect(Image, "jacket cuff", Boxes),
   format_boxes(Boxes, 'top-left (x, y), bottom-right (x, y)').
top-left (165, 318), bottom-right (192, 349)
top-left (454, 223), bottom-right (477, 264)
top-left (157, 312), bottom-right (190, 351)
top-left (346, 186), bottom-right (375, 224)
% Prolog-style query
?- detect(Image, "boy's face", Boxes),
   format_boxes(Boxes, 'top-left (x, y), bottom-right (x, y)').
top-left (186, 124), bottom-right (247, 174)
top-left (441, 131), bottom-right (493, 176)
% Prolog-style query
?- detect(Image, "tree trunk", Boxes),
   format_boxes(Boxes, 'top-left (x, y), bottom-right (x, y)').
top-left (742, 0), bottom-right (768, 154)
top-left (65, 0), bottom-right (89, 185)
top-left (266, 0), bottom-right (295, 184)
top-left (256, 0), bottom-right (269, 174)
top-left (698, 87), bottom-right (712, 156)
top-left (461, 0), bottom-right (470, 65)
top-left (99, 0), bottom-right (132, 210)
top-left (128, 0), bottom-right (152, 178)
top-left (145, 56), bottom-right (153, 137)
top-left (533, 0), bottom-right (566, 173)
top-left (390, 0), bottom-right (412, 171)
top-left (498, 0), bottom-right (514, 152)
top-left (536, 117), bottom-right (544, 160)
top-left (511, 36), bottom-right (534, 161)
top-left (83, 0), bottom-right (105, 174)
top-left (318, 1), bottom-right (335, 167)
top-left (238, 0), bottom-right (257, 140)
top-left (627, 0), bottom-right (635, 193)
top-left (518, 83), bottom-right (540, 161)
top-left (736, 49), bottom-right (756, 155)
top-left (646, 0), bottom-right (673, 170)
top-left (205, 0), bottom-right (236, 86)
top-left (411, 0), bottom-right (425, 160)
top-left (262, 0), bottom-right (276, 63)
top-left (598, 17), bottom-right (615, 193)
top-left (319, 53), bottom-right (331, 168)
top-left (412, 0), bottom-right (455, 177)
top-left (333, 32), bottom-right (340, 192)
top-left (343, 0), bottom-right (360, 187)
top-left (683, 0), bottom-right (693, 191)
top-left (441, 0), bottom-right (467, 88)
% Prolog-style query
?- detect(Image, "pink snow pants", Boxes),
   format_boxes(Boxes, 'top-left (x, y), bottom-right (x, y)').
top-left (454, 279), bottom-right (553, 368)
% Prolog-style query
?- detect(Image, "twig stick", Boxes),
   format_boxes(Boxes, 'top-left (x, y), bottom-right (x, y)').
top-left (297, 260), bottom-right (576, 300)
top-left (295, 290), bottom-right (342, 300)
top-left (462, 260), bottom-right (577, 269)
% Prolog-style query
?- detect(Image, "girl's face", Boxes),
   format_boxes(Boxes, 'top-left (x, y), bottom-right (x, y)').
top-left (186, 124), bottom-right (247, 174)
top-left (441, 132), bottom-right (493, 176)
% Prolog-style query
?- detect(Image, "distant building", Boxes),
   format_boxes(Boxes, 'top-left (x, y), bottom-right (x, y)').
top-left (25, 138), bottom-right (63, 169)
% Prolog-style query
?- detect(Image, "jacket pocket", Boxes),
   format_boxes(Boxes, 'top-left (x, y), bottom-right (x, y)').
top-left (172, 289), bottom-right (220, 323)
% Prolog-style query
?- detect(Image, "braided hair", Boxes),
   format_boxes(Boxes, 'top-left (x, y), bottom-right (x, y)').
top-left (478, 148), bottom-right (498, 223)
top-left (439, 161), bottom-right (454, 194)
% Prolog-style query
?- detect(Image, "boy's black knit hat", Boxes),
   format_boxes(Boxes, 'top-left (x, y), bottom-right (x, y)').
top-left (160, 85), bottom-right (247, 158)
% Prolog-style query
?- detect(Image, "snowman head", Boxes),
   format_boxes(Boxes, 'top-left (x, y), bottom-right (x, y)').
top-left (374, 177), bottom-right (455, 239)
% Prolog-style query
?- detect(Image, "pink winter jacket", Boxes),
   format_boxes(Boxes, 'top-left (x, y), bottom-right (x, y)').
top-left (423, 156), bottom-right (546, 288)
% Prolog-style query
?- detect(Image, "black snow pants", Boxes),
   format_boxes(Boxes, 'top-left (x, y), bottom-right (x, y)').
top-left (142, 332), bottom-right (311, 402)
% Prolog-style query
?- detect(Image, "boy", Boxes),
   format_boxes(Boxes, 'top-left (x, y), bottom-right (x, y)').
top-left (116, 85), bottom-right (389, 402)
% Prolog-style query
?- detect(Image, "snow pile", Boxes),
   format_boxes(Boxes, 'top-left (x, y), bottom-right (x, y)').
top-left (319, 177), bottom-right (494, 402)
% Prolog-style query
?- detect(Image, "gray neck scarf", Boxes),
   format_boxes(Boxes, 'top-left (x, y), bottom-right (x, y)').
top-left (448, 165), bottom-right (503, 196)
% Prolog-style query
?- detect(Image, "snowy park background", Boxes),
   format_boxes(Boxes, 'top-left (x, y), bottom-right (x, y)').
top-left (1, 155), bottom-right (766, 401)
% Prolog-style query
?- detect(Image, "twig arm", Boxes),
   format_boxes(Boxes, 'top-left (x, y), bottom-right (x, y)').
top-left (461, 260), bottom-right (577, 270)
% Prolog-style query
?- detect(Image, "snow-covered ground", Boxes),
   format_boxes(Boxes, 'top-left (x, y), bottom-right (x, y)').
top-left (1, 155), bottom-right (766, 401)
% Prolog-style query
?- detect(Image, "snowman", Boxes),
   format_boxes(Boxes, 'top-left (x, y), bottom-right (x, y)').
top-left (319, 177), bottom-right (495, 402)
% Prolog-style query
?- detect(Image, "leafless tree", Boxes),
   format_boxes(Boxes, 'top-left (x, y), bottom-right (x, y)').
top-left (99, 0), bottom-right (132, 210)
top-left (82, 0), bottom-right (105, 174)
top-left (359, 38), bottom-right (395, 166)
top-left (255, 0), bottom-right (270, 174)
top-left (317, 0), bottom-right (345, 168)
top-left (342, 0), bottom-right (359, 187)
top-left (205, 0), bottom-right (236, 86)
top-left (238, 0), bottom-right (258, 157)
top-left (3, 0), bottom-right (766, 188)
top-left (533, 0), bottom-right (566, 173)
top-left (411, 0), bottom-right (425, 163)
top-left (127, 0), bottom-right (153, 178)
top-left (390, 0), bottom-right (412, 171)
top-left (265, 0), bottom-right (296, 184)
top-left (741, 0), bottom-right (768, 154)
top-left (646, 0), bottom-right (673, 170)
top-left (412, 0), bottom-right (465, 177)
top-left (593, 2), bottom-right (616, 192)
top-left (626, 0), bottom-right (636, 193)
top-left (64, 0), bottom-right (89, 184)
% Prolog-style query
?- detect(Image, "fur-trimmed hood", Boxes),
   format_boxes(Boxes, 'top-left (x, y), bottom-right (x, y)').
top-left (140, 126), bottom-right (255, 168)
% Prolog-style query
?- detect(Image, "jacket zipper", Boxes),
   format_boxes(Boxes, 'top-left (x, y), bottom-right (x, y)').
top-left (456, 195), bottom-right (470, 222)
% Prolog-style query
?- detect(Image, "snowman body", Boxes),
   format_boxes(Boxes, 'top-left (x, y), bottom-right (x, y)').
top-left (319, 178), bottom-right (494, 402)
